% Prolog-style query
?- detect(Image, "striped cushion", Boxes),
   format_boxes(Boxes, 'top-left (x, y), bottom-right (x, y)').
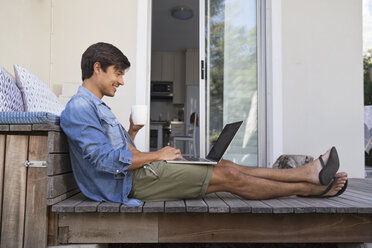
top-left (0, 112), bottom-right (60, 125)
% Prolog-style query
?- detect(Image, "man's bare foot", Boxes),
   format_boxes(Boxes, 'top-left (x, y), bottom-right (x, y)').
top-left (305, 172), bottom-right (348, 197)
top-left (306, 149), bottom-right (331, 185)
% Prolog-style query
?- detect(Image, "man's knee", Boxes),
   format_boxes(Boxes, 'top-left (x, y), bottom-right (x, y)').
top-left (216, 165), bottom-right (242, 182)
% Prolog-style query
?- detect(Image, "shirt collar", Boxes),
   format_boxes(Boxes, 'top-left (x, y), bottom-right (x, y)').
top-left (77, 86), bottom-right (110, 109)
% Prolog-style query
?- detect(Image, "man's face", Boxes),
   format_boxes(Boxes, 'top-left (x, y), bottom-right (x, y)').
top-left (97, 65), bottom-right (125, 97)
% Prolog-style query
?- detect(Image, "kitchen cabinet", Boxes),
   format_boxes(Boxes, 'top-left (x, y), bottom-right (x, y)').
top-left (151, 52), bottom-right (175, 82)
top-left (185, 49), bottom-right (199, 85)
top-left (151, 51), bottom-right (185, 104)
top-left (173, 52), bottom-right (185, 104)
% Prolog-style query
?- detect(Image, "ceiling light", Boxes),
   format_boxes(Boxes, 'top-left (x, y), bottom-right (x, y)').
top-left (171, 6), bottom-right (193, 20)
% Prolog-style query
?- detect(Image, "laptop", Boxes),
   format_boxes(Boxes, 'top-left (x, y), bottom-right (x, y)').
top-left (166, 121), bottom-right (243, 165)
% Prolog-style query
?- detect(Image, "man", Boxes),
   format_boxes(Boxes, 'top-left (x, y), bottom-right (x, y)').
top-left (60, 42), bottom-right (348, 206)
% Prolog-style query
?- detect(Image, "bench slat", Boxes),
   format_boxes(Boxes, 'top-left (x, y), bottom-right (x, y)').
top-left (52, 193), bottom-right (85, 212)
top-left (48, 131), bottom-right (69, 153)
top-left (120, 202), bottom-right (144, 213)
top-left (47, 172), bottom-right (78, 199)
top-left (47, 153), bottom-right (71, 176)
top-left (97, 202), bottom-right (121, 212)
top-left (216, 192), bottom-right (251, 213)
top-left (203, 193), bottom-right (229, 213)
top-left (75, 198), bottom-right (100, 212)
top-left (185, 198), bottom-right (208, 213)
top-left (165, 200), bottom-right (186, 213)
top-left (47, 188), bottom-right (80, 206)
top-left (143, 201), bottom-right (164, 213)
top-left (0, 125), bottom-right (9, 131)
top-left (32, 124), bottom-right (61, 132)
top-left (10, 125), bottom-right (32, 131)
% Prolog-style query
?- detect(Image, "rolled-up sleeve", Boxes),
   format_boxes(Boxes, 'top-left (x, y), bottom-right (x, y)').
top-left (61, 97), bottom-right (132, 174)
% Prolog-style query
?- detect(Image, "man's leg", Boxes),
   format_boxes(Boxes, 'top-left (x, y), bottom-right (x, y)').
top-left (206, 165), bottom-right (347, 199)
top-left (217, 149), bottom-right (336, 185)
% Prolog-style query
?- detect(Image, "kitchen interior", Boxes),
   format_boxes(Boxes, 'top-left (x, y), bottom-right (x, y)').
top-left (150, 0), bottom-right (200, 156)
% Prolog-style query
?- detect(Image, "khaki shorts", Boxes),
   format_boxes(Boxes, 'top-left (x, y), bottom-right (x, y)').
top-left (130, 161), bottom-right (213, 202)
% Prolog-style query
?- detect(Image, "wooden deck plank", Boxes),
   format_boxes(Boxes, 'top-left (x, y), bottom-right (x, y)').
top-left (52, 193), bottom-right (85, 212)
top-left (203, 193), bottom-right (230, 213)
top-left (24, 135), bottom-right (49, 248)
top-left (293, 196), bottom-right (348, 213)
top-left (239, 199), bottom-right (273, 213)
top-left (216, 192), bottom-right (251, 213)
top-left (276, 197), bottom-right (316, 213)
top-left (165, 200), bottom-right (186, 213)
top-left (326, 196), bottom-right (372, 213)
top-left (143, 201), bottom-right (164, 213)
top-left (185, 198), bottom-right (208, 213)
top-left (120, 202), bottom-right (144, 213)
top-left (97, 202), bottom-right (121, 212)
top-left (260, 198), bottom-right (293, 213)
top-left (1, 135), bottom-right (28, 247)
top-left (343, 190), bottom-right (372, 203)
top-left (75, 198), bottom-right (100, 213)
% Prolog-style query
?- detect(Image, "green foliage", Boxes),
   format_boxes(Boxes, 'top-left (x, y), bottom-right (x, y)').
top-left (364, 49), bottom-right (372, 106)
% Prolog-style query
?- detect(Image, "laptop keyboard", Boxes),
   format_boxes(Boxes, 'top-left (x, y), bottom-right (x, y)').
top-left (183, 157), bottom-right (211, 162)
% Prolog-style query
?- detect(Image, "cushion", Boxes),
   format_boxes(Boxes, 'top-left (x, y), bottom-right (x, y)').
top-left (0, 67), bottom-right (24, 112)
top-left (0, 112), bottom-right (60, 125)
top-left (14, 64), bottom-right (64, 116)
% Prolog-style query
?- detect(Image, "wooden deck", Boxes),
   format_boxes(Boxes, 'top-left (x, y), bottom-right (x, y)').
top-left (52, 178), bottom-right (372, 214)
top-left (51, 178), bottom-right (372, 244)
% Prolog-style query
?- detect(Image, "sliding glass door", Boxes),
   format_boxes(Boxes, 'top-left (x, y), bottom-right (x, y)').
top-left (200, 0), bottom-right (265, 166)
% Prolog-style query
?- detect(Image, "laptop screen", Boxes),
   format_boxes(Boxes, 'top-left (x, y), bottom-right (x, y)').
top-left (206, 121), bottom-right (243, 161)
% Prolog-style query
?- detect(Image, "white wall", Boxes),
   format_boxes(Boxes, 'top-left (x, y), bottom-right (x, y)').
top-left (0, 0), bottom-right (149, 150)
top-left (282, 0), bottom-right (364, 177)
top-left (51, 0), bottom-right (139, 130)
top-left (0, 0), bottom-right (51, 83)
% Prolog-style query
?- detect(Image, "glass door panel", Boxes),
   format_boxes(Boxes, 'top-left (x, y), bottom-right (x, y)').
top-left (205, 0), bottom-right (259, 166)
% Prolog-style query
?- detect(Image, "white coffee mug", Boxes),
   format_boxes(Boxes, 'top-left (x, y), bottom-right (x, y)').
top-left (131, 105), bottom-right (147, 125)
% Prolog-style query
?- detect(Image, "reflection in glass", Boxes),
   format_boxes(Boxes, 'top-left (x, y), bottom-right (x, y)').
top-left (207, 0), bottom-right (258, 166)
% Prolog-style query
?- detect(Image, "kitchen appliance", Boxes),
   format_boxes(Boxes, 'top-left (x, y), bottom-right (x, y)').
top-left (151, 81), bottom-right (173, 98)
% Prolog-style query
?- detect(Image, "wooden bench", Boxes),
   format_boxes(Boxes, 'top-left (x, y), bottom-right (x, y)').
top-left (1, 124), bottom-right (372, 246)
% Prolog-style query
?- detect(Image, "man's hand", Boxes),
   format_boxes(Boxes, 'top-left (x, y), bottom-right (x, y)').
top-left (129, 114), bottom-right (144, 133)
top-left (156, 146), bottom-right (183, 161)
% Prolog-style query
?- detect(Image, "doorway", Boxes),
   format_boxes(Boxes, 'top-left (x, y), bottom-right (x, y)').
top-left (150, 0), bottom-right (265, 166)
top-left (150, 0), bottom-right (200, 156)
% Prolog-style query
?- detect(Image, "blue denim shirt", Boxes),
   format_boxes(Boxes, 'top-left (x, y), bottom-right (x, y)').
top-left (60, 86), bottom-right (142, 206)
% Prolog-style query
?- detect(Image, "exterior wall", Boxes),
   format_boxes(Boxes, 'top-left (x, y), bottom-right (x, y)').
top-left (0, 0), bottom-right (148, 149)
top-left (0, 0), bottom-right (51, 84)
top-left (51, 0), bottom-right (139, 130)
top-left (282, 0), bottom-right (364, 177)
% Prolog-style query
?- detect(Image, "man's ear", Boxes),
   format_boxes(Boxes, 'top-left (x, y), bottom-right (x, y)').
top-left (93, 62), bottom-right (101, 74)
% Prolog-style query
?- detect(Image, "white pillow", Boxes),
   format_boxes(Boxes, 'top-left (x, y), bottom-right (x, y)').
top-left (0, 67), bottom-right (24, 112)
top-left (14, 64), bottom-right (64, 116)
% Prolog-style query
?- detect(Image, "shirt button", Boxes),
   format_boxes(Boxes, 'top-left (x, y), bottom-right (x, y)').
top-left (116, 169), bottom-right (119, 173)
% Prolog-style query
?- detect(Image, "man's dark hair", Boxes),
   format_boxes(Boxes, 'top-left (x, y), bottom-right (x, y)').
top-left (81, 42), bottom-right (131, 81)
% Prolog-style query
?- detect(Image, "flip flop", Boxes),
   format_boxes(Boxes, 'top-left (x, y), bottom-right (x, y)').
top-left (334, 179), bottom-right (348, 197)
top-left (318, 146), bottom-right (339, 185)
top-left (298, 177), bottom-right (347, 198)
